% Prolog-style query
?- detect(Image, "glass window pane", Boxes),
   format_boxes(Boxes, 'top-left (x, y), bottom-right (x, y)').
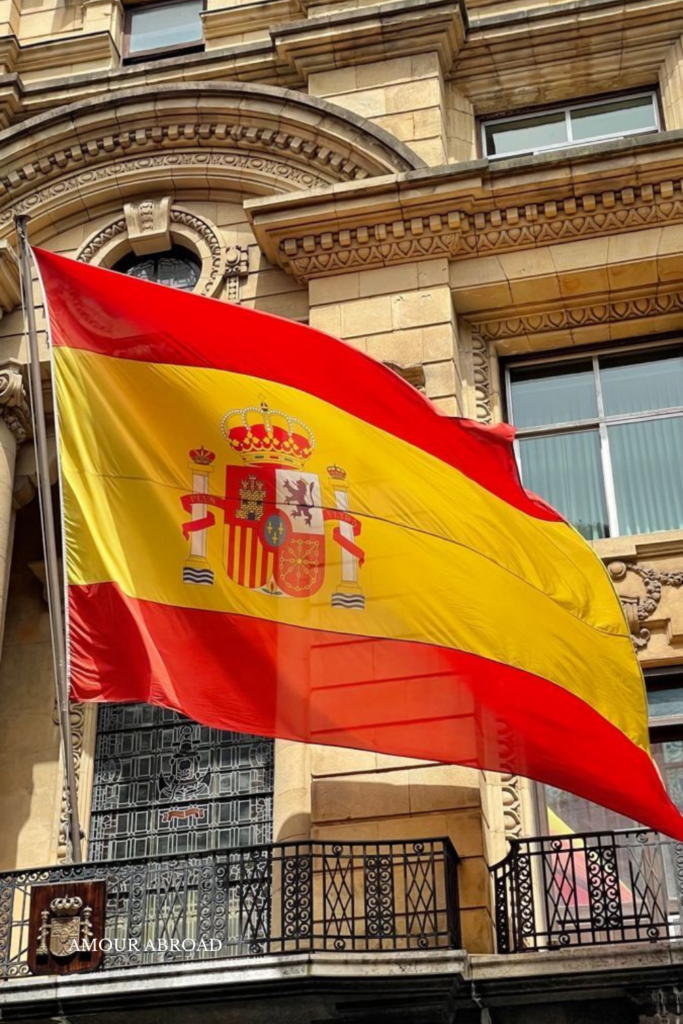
top-left (518, 430), bottom-right (608, 540)
top-left (600, 349), bottom-right (683, 415)
top-left (544, 785), bottom-right (633, 834)
top-left (570, 95), bottom-right (657, 142)
top-left (649, 688), bottom-right (683, 722)
top-left (509, 361), bottom-right (597, 428)
top-left (129, 0), bottom-right (203, 54)
top-left (484, 112), bottom-right (567, 157)
top-left (608, 417), bottom-right (683, 535)
top-left (652, 740), bottom-right (683, 811)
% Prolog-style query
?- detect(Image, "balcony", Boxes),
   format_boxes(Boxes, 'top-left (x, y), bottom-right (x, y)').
top-left (492, 828), bottom-right (683, 953)
top-left (0, 838), bottom-right (460, 980)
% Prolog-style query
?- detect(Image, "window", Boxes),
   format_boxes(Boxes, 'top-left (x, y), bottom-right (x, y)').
top-left (482, 92), bottom-right (659, 159)
top-left (507, 346), bottom-right (683, 540)
top-left (113, 244), bottom-right (201, 291)
top-left (89, 705), bottom-right (274, 860)
top-left (540, 671), bottom-right (683, 836)
top-left (124, 0), bottom-right (203, 59)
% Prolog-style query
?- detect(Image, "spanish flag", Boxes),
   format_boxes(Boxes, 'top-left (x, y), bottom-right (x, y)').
top-left (35, 248), bottom-right (683, 840)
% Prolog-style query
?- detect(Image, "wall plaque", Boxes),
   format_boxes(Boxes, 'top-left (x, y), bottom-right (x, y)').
top-left (28, 880), bottom-right (106, 975)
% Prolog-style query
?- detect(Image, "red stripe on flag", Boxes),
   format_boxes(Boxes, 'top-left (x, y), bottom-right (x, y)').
top-left (37, 249), bottom-right (559, 523)
top-left (67, 581), bottom-right (683, 841)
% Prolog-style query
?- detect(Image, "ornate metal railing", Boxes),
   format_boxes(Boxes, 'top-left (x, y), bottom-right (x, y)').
top-left (0, 838), bottom-right (460, 978)
top-left (492, 829), bottom-right (683, 953)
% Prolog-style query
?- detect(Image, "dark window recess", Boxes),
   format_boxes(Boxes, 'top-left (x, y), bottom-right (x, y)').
top-left (113, 245), bottom-right (201, 291)
top-left (89, 704), bottom-right (274, 861)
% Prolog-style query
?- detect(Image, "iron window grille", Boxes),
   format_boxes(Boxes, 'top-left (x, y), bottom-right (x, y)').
top-left (89, 704), bottom-right (274, 861)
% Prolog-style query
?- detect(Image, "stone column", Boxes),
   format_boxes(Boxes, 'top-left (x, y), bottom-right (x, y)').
top-left (660, 35), bottom-right (683, 130)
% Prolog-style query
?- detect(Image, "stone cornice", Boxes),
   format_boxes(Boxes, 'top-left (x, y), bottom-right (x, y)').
top-left (4, 30), bottom-right (119, 78)
top-left (202, 0), bottom-right (303, 43)
top-left (273, 0), bottom-right (467, 78)
top-left (455, 0), bottom-right (683, 112)
top-left (0, 83), bottom-right (422, 235)
top-left (246, 132), bottom-right (683, 280)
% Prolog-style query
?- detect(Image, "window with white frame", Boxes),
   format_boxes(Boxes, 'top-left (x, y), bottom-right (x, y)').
top-left (506, 346), bottom-right (683, 540)
top-left (482, 92), bottom-right (659, 160)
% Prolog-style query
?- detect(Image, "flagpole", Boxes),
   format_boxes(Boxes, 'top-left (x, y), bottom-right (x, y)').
top-left (15, 216), bottom-right (83, 864)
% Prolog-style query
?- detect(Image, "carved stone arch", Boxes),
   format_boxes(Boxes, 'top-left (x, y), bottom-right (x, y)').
top-left (0, 82), bottom-right (423, 239)
top-left (76, 204), bottom-right (228, 299)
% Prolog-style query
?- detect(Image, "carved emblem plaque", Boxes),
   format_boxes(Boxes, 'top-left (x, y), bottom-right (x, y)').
top-left (28, 881), bottom-right (106, 975)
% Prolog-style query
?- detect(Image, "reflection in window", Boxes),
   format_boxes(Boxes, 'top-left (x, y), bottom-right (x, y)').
top-left (113, 244), bottom-right (201, 291)
top-left (508, 347), bottom-right (683, 540)
top-left (125, 0), bottom-right (203, 57)
top-left (482, 92), bottom-right (659, 159)
top-left (542, 682), bottom-right (683, 835)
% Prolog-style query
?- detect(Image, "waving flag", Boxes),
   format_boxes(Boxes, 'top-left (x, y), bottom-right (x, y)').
top-left (35, 248), bottom-right (683, 840)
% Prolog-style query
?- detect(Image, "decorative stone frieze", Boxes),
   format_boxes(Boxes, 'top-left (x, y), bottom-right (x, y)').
top-left (246, 135), bottom-right (683, 280)
top-left (0, 84), bottom-right (421, 228)
top-left (608, 560), bottom-right (683, 652)
top-left (275, 174), bottom-right (683, 278)
top-left (472, 291), bottom-right (683, 344)
top-left (599, 534), bottom-right (683, 658)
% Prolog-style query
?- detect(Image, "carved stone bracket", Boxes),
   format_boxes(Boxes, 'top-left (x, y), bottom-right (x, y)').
top-left (52, 699), bottom-right (87, 863)
top-left (0, 239), bottom-right (20, 314)
top-left (0, 359), bottom-right (31, 443)
top-left (124, 197), bottom-right (172, 255)
top-left (224, 245), bottom-right (250, 303)
top-left (634, 988), bottom-right (682, 1024)
top-left (608, 560), bottom-right (683, 650)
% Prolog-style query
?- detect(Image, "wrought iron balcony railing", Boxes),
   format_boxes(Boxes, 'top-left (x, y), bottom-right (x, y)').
top-left (492, 828), bottom-right (683, 953)
top-left (0, 838), bottom-right (460, 979)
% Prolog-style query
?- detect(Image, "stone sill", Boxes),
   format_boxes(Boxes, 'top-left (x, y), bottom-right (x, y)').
top-left (0, 949), bottom-right (469, 1009)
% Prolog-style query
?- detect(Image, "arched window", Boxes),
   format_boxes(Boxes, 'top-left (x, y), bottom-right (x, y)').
top-left (113, 244), bottom-right (201, 291)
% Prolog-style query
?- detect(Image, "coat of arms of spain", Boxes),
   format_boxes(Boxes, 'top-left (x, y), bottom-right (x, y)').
top-left (180, 402), bottom-right (365, 609)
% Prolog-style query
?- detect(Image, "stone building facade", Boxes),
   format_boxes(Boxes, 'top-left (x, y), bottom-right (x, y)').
top-left (0, 0), bottom-right (682, 1021)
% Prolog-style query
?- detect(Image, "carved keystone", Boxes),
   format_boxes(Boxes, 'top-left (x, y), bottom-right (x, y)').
top-left (124, 197), bottom-right (172, 256)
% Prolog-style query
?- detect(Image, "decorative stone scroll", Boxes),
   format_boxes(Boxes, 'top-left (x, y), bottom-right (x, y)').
top-left (0, 360), bottom-right (31, 443)
top-left (608, 560), bottom-right (683, 651)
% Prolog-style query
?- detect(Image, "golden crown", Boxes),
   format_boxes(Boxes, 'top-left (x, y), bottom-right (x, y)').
top-left (222, 402), bottom-right (315, 469)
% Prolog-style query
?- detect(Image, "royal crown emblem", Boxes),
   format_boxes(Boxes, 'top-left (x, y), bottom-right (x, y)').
top-left (37, 896), bottom-right (93, 959)
top-left (180, 401), bottom-right (365, 605)
top-left (222, 402), bottom-right (315, 469)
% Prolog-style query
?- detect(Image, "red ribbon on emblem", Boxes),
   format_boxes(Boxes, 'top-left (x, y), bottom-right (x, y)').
top-left (323, 509), bottom-right (365, 566)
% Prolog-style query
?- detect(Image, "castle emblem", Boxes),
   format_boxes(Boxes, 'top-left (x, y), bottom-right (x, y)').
top-left (180, 402), bottom-right (365, 605)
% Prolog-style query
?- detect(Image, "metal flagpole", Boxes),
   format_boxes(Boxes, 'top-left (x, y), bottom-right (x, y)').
top-left (15, 216), bottom-right (83, 863)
